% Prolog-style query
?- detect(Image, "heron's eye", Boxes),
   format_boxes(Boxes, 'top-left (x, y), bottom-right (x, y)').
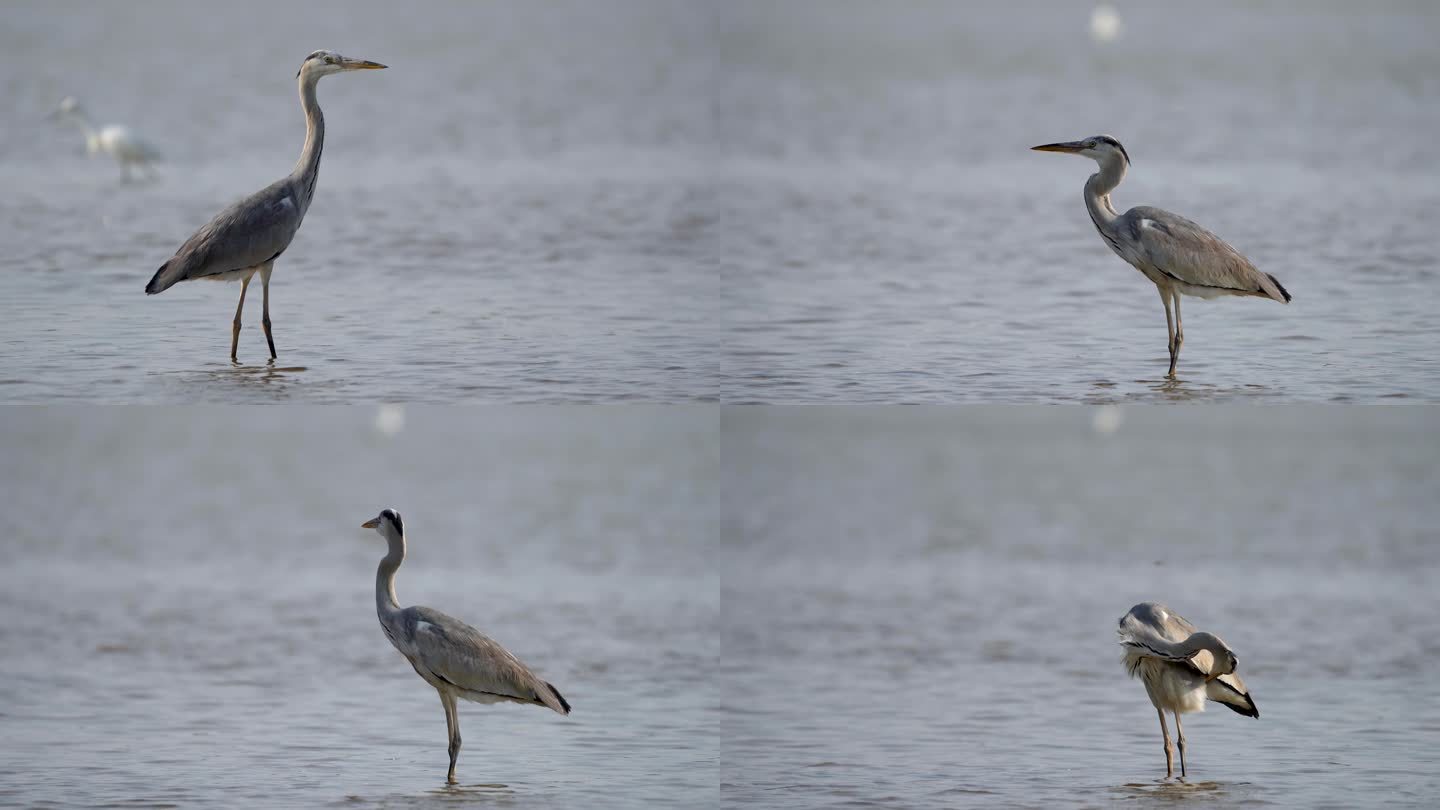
top-left (326, 56), bottom-right (336, 64)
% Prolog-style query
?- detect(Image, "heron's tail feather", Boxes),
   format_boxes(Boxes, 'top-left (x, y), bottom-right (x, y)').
top-left (146, 259), bottom-right (182, 295)
top-left (538, 680), bottom-right (570, 715)
top-left (1262, 273), bottom-right (1291, 304)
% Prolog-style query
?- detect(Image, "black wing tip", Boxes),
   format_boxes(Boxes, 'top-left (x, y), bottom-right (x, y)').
top-left (1267, 273), bottom-right (1292, 303)
top-left (1219, 695), bottom-right (1259, 718)
top-left (145, 264), bottom-right (168, 295)
top-left (546, 681), bottom-right (572, 715)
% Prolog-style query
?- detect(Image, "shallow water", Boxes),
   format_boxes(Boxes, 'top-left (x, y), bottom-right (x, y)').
top-left (719, 407), bottom-right (1440, 807)
top-left (3, 2), bottom-right (1437, 402)
top-left (0, 408), bottom-right (719, 808)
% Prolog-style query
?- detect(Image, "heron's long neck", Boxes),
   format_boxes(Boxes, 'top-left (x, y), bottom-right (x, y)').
top-left (1084, 156), bottom-right (1127, 232)
top-left (375, 533), bottom-right (404, 618)
top-left (1142, 632), bottom-right (1211, 662)
top-left (291, 73), bottom-right (325, 213)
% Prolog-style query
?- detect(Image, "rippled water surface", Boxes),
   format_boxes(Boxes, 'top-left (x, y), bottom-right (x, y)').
top-left (720, 407), bottom-right (1440, 807)
top-left (3, 2), bottom-right (1437, 402)
top-left (0, 408), bottom-right (718, 807)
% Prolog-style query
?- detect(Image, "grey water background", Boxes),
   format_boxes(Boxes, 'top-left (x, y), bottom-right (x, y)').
top-left (0, 408), bottom-right (718, 808)
top-left (3, 2), bottom-right (1438, 403)
top-left (720, 407), bottom-right (1440, 808)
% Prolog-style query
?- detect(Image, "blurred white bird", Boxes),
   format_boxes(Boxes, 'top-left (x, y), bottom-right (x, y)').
top-left (50, 96), bottom-right (162, 181)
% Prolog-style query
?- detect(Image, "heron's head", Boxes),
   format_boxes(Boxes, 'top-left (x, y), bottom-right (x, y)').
top-left (296, 50), bottom-right (388, 80)
top-left (1031, 135), bottom-right (1130, 167)
top-left (361, 507), bottom-right (404, 538)
top-left (1186, 631), bottom-right (1238, 681)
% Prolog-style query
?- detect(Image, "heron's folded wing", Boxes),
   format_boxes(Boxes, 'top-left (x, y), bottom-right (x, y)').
top-left (1118, 603), bottom-right (1209, 677)
top-left (1126, 206), bottom-right (1271, 295)
top-left (1206, 671), bottom-right (1259, 717)
top-left (408, 608), bottom-right (561, 709)
top-left (150, 182), bottom-right (301, 292)
top-left (1119, 602), bottom-right (1197, 645)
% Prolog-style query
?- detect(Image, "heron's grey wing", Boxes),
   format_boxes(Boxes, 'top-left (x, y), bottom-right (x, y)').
top-left (1206, 671), bottom-right (1259, 717)
top-left (1123, 206), bottom-right (1290, 302)
top-left (1119, 602), bottom-right (1196, 644)
top-left (408, 607), bottom-right (570, 715)
top-left (1118, 602), bottom-right (1212, 678)
top-left (146, 179), bottom-right (302, 294)
top-left (1141, 605), bottom-right (1237, 678)
top-left (1119, 603), bottom-right (1240, 683)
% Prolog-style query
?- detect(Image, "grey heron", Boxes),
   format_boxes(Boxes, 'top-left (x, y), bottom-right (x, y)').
top-left (362, 509), bottom-right (571, 783)
top-left (145, 50), bottom-right (386, 363)
top-left (1032, 136), bottom-right (1291, 378)
top-left (50, 96), bottom-right (162, 181)
top-left (1118, 602), bottom-right (1258, 779)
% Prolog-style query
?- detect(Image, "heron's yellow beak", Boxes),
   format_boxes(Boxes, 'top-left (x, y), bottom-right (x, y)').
top-left (1205, 671), bottom-right (1221, 683)
top-left (1031, 141), bottom-right (1086, 154)
top-left (361, 518), bottom-right (380, 529)
top-left (344, 59), bottom-right (388, 71)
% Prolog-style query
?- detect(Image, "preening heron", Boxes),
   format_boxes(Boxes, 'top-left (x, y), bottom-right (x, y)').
top-left (1032, 136), bottom-right (1290, 378)
top-left (362, 509), bottom-right (571, 783)
top-left (50, 96), bottom-right (162, 181)
top-left (145, 50), bottom-right (386, 363)
top-left (1118, 602), bottom-right (1258, 778)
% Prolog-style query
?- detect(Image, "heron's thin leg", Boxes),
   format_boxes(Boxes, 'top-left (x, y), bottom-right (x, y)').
top-left (1157, 707), bottom-right (1174, 778)
top-left (1170, 290), bottom-right (1184, 377)
top-left (439, 690), bottom-right (461, 784)
top-left (1173, 711), bottom-right (1187, 778)
top-left (1160, 287), bottom-right (1177, 378)
top-left (231, 275), bottom-right (252, 363)
top-left (259, 263), bottom-right (277, 360)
